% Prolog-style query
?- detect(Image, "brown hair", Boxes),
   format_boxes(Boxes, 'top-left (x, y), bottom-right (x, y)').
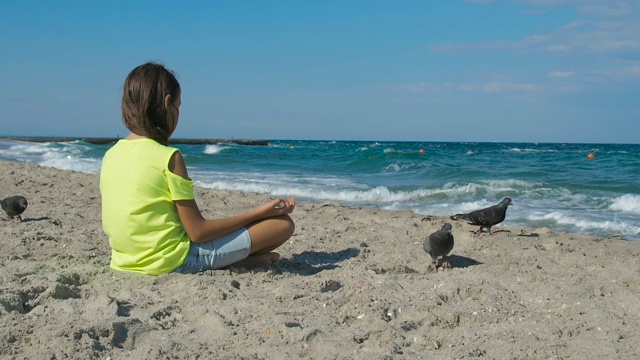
top-left (121, 62), bottom-right (181, 145)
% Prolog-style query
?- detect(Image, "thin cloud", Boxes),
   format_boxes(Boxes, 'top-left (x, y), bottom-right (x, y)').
top-left (481, 81), bottom-right (540, 93)
top-left (549, 71), bottom-right (574, 78)
top-left (590, 62), bottom-right (640, 80)
top-left (429, 0), bottom-right (640, 59)
top-left (425, 0), bottom-right (640, 90)
top-left (379, 81), bottom-right (543, 94)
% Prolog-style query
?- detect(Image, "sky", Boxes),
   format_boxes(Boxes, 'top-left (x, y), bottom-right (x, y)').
top-left (1, 1), bottom-right (639, 144)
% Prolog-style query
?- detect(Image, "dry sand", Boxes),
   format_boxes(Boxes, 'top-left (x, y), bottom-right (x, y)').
top-left (1, 159), bottom-right (640, 359)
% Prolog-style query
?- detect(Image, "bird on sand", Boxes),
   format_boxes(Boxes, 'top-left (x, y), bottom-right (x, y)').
top-left (450, 197), bottom-right (512, 236)
top-left (423, 223), bottom-right (454, 273)
top-left (2, 195), bottom-right (28, 223)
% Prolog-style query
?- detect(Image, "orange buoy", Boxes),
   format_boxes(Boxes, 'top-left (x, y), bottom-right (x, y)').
top-left (587, 153), bottom-right (595, 160)
top-left (419, 148), bottom-right (425, 153)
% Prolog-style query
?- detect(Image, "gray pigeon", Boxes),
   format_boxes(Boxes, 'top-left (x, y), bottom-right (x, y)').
top-left (2, 196), bottom-right (28, 223)
top-left (423, 223), bottom-right (454, 273)
top-left (450, 197), bottom-right (512, 236)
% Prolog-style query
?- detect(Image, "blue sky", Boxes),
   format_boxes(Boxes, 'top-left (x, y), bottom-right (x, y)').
top-left (1, 1), bottom-right (639, 143)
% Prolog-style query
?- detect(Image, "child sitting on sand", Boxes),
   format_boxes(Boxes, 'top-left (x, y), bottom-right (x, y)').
top-left (100, 62), bottom-right (295, 275)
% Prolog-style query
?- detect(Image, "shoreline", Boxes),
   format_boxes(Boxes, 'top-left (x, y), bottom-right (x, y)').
top-left (2, 160), bottom-right (640, 358)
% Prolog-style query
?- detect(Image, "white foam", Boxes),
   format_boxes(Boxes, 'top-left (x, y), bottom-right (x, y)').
top-left (203, 144), bottom-right (225, 155)
top-left (196, 179), bottom-right (399, 203)
top-left (508, 147), bottom-right (557, 153)
top-left (609, 194), bottom-right (640, 215)
top-left (528, 211), bottom-right (640, 238)
top-left (40, 157), bottom-right (101, 173)
top-left (439, 179), bottom-right (539, 199)
top-left (485, 179), bottom-right (539, 189)
top-left (194, 172), bottom-right (459, 204)
top-left (385, 161), bottom-right (432, 173)
top-left (0, 141), bottom-right (100, 174)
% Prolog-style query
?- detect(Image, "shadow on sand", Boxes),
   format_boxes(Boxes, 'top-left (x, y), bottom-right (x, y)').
top-left (448, 254), bottom-right (483, 269)
top-left (279, 248), bottom-right (361, 275)
top-left (18, 217), bottom-right (52, 223)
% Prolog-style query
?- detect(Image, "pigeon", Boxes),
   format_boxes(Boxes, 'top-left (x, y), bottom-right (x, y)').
top-left (423, 223), bottom-right (454, 273)
top-left (2, 196), bottom-right (28, 223)
top-left (450, 197), bottom-right (512, 236)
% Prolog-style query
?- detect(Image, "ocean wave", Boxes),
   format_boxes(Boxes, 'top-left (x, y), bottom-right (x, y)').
top-left (267, 142), bottom-right (294, 149)
top-left (441, 179), bottom-right (542, 196)
top-left (528, 211), bottom-right (640, 238)
top-left (194, 179), bottom-right (433, 204)
top-left (193, 175), bottom-right (545, 208)
top-left (609, 194), bottom-right (640, 215)
top-left (382, 147), bottom-right (425, 156)
top-left (203, 144), bottom-right (225, 155)
top-left (40, 157), bottom-right (102, 173)
top-left (383, 161), bottom-right (431, 173)
top-left (254, 177), bottom-right (552, 207)
top-left (0, 141), bottom-right (100, 173)
top-left (508, 147), bottom-right (558, 153)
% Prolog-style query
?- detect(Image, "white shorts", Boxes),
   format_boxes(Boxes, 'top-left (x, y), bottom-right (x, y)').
top-left (173, 227), bottom-right (252, 273)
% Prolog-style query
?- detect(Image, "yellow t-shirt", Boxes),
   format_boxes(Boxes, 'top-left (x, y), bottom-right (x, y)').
top-left (100, 138), bottom-right (193, 275)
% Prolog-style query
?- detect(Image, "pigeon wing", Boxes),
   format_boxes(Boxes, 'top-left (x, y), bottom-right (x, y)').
top-left (2, 196), bottom-right (28, 218)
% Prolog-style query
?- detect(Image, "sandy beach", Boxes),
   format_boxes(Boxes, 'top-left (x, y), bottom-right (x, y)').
top-left (1, 159), bottom-right (640, 359)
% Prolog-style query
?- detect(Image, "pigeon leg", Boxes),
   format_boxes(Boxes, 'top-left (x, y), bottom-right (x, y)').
top-left (442, 256), bottom-right (451, 270)
top-left (429, 259), bottom-right (439, 273)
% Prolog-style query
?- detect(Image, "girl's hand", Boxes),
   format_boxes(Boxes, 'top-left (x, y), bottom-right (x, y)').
top-left (258, 198), bottom-right (296, 218)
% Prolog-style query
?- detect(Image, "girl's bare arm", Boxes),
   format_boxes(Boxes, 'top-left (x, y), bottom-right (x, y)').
top-left (169, 152), bottom-right (295, 243)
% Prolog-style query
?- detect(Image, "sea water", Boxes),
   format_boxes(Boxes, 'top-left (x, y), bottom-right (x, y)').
top-left (1, 139), bottom-right (638, 240)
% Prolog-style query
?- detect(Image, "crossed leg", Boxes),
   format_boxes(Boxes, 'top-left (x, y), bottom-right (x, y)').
top-left (232, 215), bottom-right (295, 269)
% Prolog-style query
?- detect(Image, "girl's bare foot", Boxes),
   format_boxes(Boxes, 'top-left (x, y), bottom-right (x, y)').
top-left (230, 252), bottom-right (280, 270)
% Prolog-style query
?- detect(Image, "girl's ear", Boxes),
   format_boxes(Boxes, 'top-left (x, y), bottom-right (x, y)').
top-left (164, 94), bottom-right (172, 110)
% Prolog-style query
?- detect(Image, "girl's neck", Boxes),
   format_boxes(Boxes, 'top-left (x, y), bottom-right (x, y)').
top-left (124, 133), bottom-right (148, 140)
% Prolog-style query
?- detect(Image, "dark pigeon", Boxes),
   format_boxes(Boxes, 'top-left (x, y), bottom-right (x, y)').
top-left (2, 196), bottom-right (28, 223)
top-left (423, 223), bottom-right (454, 273)
top-left (450, 197), bottom-right (512, 236)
